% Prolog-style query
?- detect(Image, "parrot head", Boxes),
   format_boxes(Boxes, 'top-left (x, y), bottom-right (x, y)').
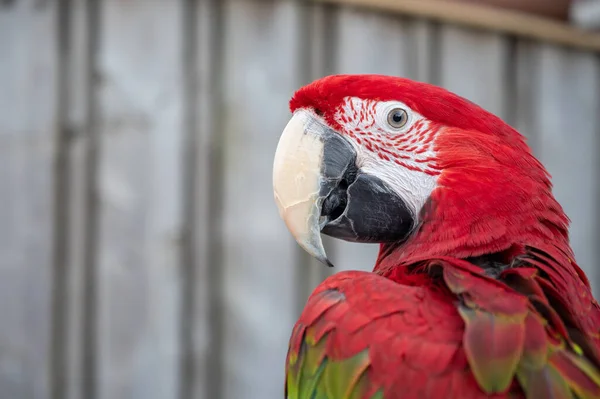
top-left (273, 75), bottom-right (570, 268)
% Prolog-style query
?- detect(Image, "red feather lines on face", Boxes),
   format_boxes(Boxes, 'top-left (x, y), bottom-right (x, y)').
top-left (334, 97), bottom-right (442, 176)
top-left (290, 75), bottom-right (573, 272)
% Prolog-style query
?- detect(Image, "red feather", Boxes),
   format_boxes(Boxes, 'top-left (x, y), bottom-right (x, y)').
top-left (284, 75), bottom-right (600, 398)
top-left (288, 270), bottom-right (491, 398)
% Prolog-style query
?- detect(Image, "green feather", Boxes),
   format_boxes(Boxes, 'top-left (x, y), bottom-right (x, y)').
top-left (287, 336), bottom-right (328, 399)
top-left (458, 306), bottom-right (526, 393)
top-left (287, 333), bottom-right (376, 399)
top-left (517, 363), bottom-right (574, 399)
top-left (548, 350), bottom-right (600, 399)
top-left (369, 391), bottom-right (384, 399)
top-left (322, 350), bottom-right (370, 398)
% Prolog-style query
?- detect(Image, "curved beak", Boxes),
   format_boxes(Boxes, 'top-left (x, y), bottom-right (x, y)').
top-left (273, 110), bottom-right (414, 267)
top-left (273, 110), bottom-right (337, 267)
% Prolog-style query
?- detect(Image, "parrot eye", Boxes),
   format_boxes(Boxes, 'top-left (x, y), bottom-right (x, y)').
top-left (386, 108), bottom-right (408, 129)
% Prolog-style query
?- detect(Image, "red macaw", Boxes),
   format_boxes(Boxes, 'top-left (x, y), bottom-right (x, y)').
top-left (272, 75), bottom-right (600, 398)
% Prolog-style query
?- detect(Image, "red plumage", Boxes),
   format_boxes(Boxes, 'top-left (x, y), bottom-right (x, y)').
top-left (284, 75), bottom-right (600, 398)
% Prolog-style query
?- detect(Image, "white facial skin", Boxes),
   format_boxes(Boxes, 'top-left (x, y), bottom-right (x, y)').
top-left (330, 97), bottom-right (439, 220)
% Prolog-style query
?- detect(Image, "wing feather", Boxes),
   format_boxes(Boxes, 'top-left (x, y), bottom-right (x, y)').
top-left (286, 253), bottom-right (600, 399)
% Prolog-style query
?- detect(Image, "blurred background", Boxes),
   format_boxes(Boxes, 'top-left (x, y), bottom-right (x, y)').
top-left (1, 0), bottom-right (600, 398)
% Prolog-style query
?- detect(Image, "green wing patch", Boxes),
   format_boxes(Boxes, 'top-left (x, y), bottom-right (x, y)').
top-left (286, 330), bottom-right (383, 399)
top-left (445, 262), bottom-right (600, 399)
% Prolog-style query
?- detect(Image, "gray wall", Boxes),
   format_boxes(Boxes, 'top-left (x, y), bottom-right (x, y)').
top-left (0, 1), bottom-right (599, 399)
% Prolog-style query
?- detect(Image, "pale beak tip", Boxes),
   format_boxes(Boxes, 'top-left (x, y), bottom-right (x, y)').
top-left (322, 257), bottom-right (334, 268)
top-left (297, 234), bottom-right (334, 268)
top-left (308, 246), bottom-right (334, 267)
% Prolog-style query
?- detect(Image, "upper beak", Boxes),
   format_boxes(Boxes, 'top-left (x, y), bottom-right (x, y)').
top-left (273, 110), bottom-right (354, 267)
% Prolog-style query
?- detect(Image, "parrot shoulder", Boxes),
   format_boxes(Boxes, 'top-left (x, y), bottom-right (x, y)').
top-left (285, 270), bottom-right (491, 399)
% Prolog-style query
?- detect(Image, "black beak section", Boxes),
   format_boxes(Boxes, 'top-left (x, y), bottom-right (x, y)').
top-left (273, 110), bottom-right (414, 266)
top-left (318, 129), bottom-right (414, 243)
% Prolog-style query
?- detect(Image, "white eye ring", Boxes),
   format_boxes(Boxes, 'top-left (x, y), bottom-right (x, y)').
top-left (386, 107), bottom-right (409, 129)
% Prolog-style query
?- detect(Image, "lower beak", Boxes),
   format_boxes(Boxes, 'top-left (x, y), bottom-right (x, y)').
top-left (273, 110), bottom-right (355, 267)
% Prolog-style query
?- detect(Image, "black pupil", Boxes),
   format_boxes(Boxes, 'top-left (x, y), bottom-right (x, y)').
top-left (392, 111), bottom-right (404, 123)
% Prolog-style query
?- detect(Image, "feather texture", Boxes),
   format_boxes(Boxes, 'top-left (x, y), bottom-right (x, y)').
top-left (285, 254), bottom-right (600, 398)
top-left (282, 75), bottom-right (600, 399)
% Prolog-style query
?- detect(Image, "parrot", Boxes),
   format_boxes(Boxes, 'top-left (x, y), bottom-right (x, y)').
top-left (272, 74), bottom-right (600, 398)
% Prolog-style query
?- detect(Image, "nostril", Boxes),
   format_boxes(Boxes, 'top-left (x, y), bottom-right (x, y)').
top-left (322, 183), bottom-right (348, 221)
top-left (321, 179), bottom-right (348, 221)
top-left (321, 164), bottom-right (358, 222)
top-left (339, 178), bottom-right (349, 191)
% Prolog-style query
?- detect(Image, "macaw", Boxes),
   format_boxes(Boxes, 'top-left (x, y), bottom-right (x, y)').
top-left (272, 75), bottom-right (600, 398)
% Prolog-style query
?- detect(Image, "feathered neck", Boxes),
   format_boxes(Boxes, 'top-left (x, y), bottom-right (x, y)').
top-left (374, 126), bottom-right (572, 275)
